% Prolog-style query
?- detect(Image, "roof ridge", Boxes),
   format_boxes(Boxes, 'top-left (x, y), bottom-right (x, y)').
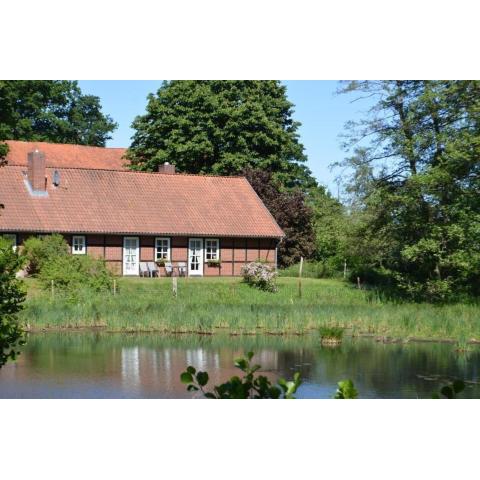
top-left (5, 139), bottom-right (126, 151)
top-left (4, 163), bottom-right (247, 178)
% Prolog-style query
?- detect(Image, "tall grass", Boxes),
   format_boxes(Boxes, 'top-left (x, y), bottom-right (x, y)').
top-left (20, 277), bottom-right (480, 340)
top-left (279, 261), bottom-right (341, 279)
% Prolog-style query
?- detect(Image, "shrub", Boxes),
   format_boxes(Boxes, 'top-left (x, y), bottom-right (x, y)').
top-left (241, 261), bottom-right (278, 292)
top-left (334, 380), bottom-right (358, 399)
top-left (0, 237), bottom-right (26, 368)
top-left (38, 254), bottom-right (113, 296)
top-left (319, 326), bottom-right (344, 341)
top-left (23, 234), bottom-right (69, 275)
top-left (181, 352), bottom-right (302, 399)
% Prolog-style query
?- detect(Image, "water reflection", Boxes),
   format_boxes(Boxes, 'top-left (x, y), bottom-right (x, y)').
top-left (0, 333), bottom-right (479, 399)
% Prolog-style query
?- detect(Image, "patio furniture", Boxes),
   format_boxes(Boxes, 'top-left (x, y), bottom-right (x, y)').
top-left (177, 262), bottom-right (187, 277)
top-left (139, 262), bottom-right (150, 277)
top-left (147, 262), bottom-right (159, 277)
top-left (165, 262), bottom-right (174, 277)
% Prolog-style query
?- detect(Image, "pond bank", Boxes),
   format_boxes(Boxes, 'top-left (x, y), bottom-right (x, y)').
top-left (20, 277), bottom-right (480, 342)
top-left (22, 325), bottom-right (480, 346)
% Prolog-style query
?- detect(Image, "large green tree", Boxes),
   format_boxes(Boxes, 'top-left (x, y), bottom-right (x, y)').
top-left (337, 81), bottom-right (480, 301)
top-left (0, 80), bottom-right (117, 159)
top-left (126, 81), bottom-right (315, 188)
top-left (308, 186), bottom-right (352, 274)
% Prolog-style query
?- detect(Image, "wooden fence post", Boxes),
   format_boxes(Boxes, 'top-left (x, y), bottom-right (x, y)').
top-left (172, 276), bottom-right (178, 298)
top-left (298, 257), bottom-right (304, 298)
top-left (343, 259), bottom-right (347, 279)
top-left (51, 280), bottom-right (54, 299)
top-left (357, 276), bottom-right (361, 289)
top-left (113, 279), bottom-right (117, 296)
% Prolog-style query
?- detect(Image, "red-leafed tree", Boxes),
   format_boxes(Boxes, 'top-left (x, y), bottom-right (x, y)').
top-left (243, 168), bottom-right (316, 267)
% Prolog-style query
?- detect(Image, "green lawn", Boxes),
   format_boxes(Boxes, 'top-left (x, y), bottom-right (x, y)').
top-left (20, 276), bottom-right (480, 341)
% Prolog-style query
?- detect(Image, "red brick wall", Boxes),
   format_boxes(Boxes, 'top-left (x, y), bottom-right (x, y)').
top-left (140, 236), bottom-right (155, 261)
top-left (10, 233), bottom-right (278, 276)
top-left (104, 235), bottom-right (122, 260)
top-left (86, 234), bottom-right (104, 258)
top-left (171, 237), bottom-right (188, 262)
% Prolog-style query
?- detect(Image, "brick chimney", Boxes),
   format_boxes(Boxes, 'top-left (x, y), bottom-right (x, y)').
top-left (27, 149), bottom-right (47, 192)
top-left (158, 162), bottom-right (175, 174)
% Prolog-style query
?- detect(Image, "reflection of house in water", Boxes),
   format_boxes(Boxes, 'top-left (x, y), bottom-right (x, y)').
top-left (121, 347), bottom-right (141, 390)
top-left (117, 347), bottom-right (282, 397)
top-left (1, 337), bottom-right (303, 398)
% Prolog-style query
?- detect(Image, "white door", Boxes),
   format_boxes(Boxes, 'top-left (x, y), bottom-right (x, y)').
top-left (188, 238), bottom-right (203, 276)
top-left (123, 237), bottom-right (139, 276)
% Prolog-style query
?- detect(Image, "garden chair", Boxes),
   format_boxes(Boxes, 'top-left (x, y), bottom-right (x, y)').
top-left (147, 262), bottom-right (159, 278)
top-left (165, 262), bottom-right (174, 277)
top-left (139, 262), bottom-right (150, 277)
top-left (177, 262), bottom-right (187, 277)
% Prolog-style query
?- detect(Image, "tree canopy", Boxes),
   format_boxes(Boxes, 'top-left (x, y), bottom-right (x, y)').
top-left (0, 80), bottom-right (117, 159)
top-left (126, 80), bottom-right (315, 189)
top-left (337, 81), bottom-right (480, 301)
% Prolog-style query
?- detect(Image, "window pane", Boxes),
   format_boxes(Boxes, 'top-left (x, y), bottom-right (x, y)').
top-left (73, 236), bottom-right (85, 254)
top-left (205, 239), bottom-right (218, 260)
top-left (155, 238), bottom-right (170, 260)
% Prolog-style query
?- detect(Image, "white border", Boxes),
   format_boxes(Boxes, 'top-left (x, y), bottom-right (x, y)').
top-left (2, 1), bottom-right (480, 79)
top-left (2, 401), bottom-right (479, 479)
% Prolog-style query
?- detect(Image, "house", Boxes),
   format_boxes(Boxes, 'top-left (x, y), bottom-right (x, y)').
top-left (0, 142), bottom-right (284, 276)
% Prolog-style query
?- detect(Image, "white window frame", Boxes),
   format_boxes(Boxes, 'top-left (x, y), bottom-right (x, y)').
top-left (205, 238), bottom-right (219, 261)
top-left (72, 235), bottom-right (86, 255)
top-left (155, 237), bottom-right (171, 261)
top-left (3, 234), bottom-right (17, 251)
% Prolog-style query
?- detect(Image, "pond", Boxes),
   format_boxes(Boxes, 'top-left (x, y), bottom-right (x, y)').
top-left (1, 332), bottom-right (480, 398)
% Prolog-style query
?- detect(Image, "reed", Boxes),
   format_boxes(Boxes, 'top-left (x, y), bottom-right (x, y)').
top-left (20, 277), bottom-right (480, 341)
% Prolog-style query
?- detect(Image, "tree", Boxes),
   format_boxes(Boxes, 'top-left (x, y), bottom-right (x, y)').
top-left (0, 237), bottom-right (26, 368)
top-left (0, 80), bottom-right (117, 160)
top-left (126, 80), bottom-right (315, 189)
top-left (308, 185), bottom-right (352, 275)
top-left (337, 81), bottom-right (480, 301)
top-left (243, 168), bottom-right (316, 267)
top-left (181, 352), bottom-right (302, 399)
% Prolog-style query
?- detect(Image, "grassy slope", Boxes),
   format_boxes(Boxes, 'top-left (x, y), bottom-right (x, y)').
top-left (20, 277), bottom-right (480, 340)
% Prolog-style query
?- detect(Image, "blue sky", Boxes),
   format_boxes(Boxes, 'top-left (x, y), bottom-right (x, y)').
top-left (78, 80), bottom-right (370, 192)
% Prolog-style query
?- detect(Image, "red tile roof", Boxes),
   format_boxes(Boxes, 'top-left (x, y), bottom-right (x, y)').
top-left (0, 166), bottom-right (284, 238)
top-left (4, 140), bottom-right (128, 170)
